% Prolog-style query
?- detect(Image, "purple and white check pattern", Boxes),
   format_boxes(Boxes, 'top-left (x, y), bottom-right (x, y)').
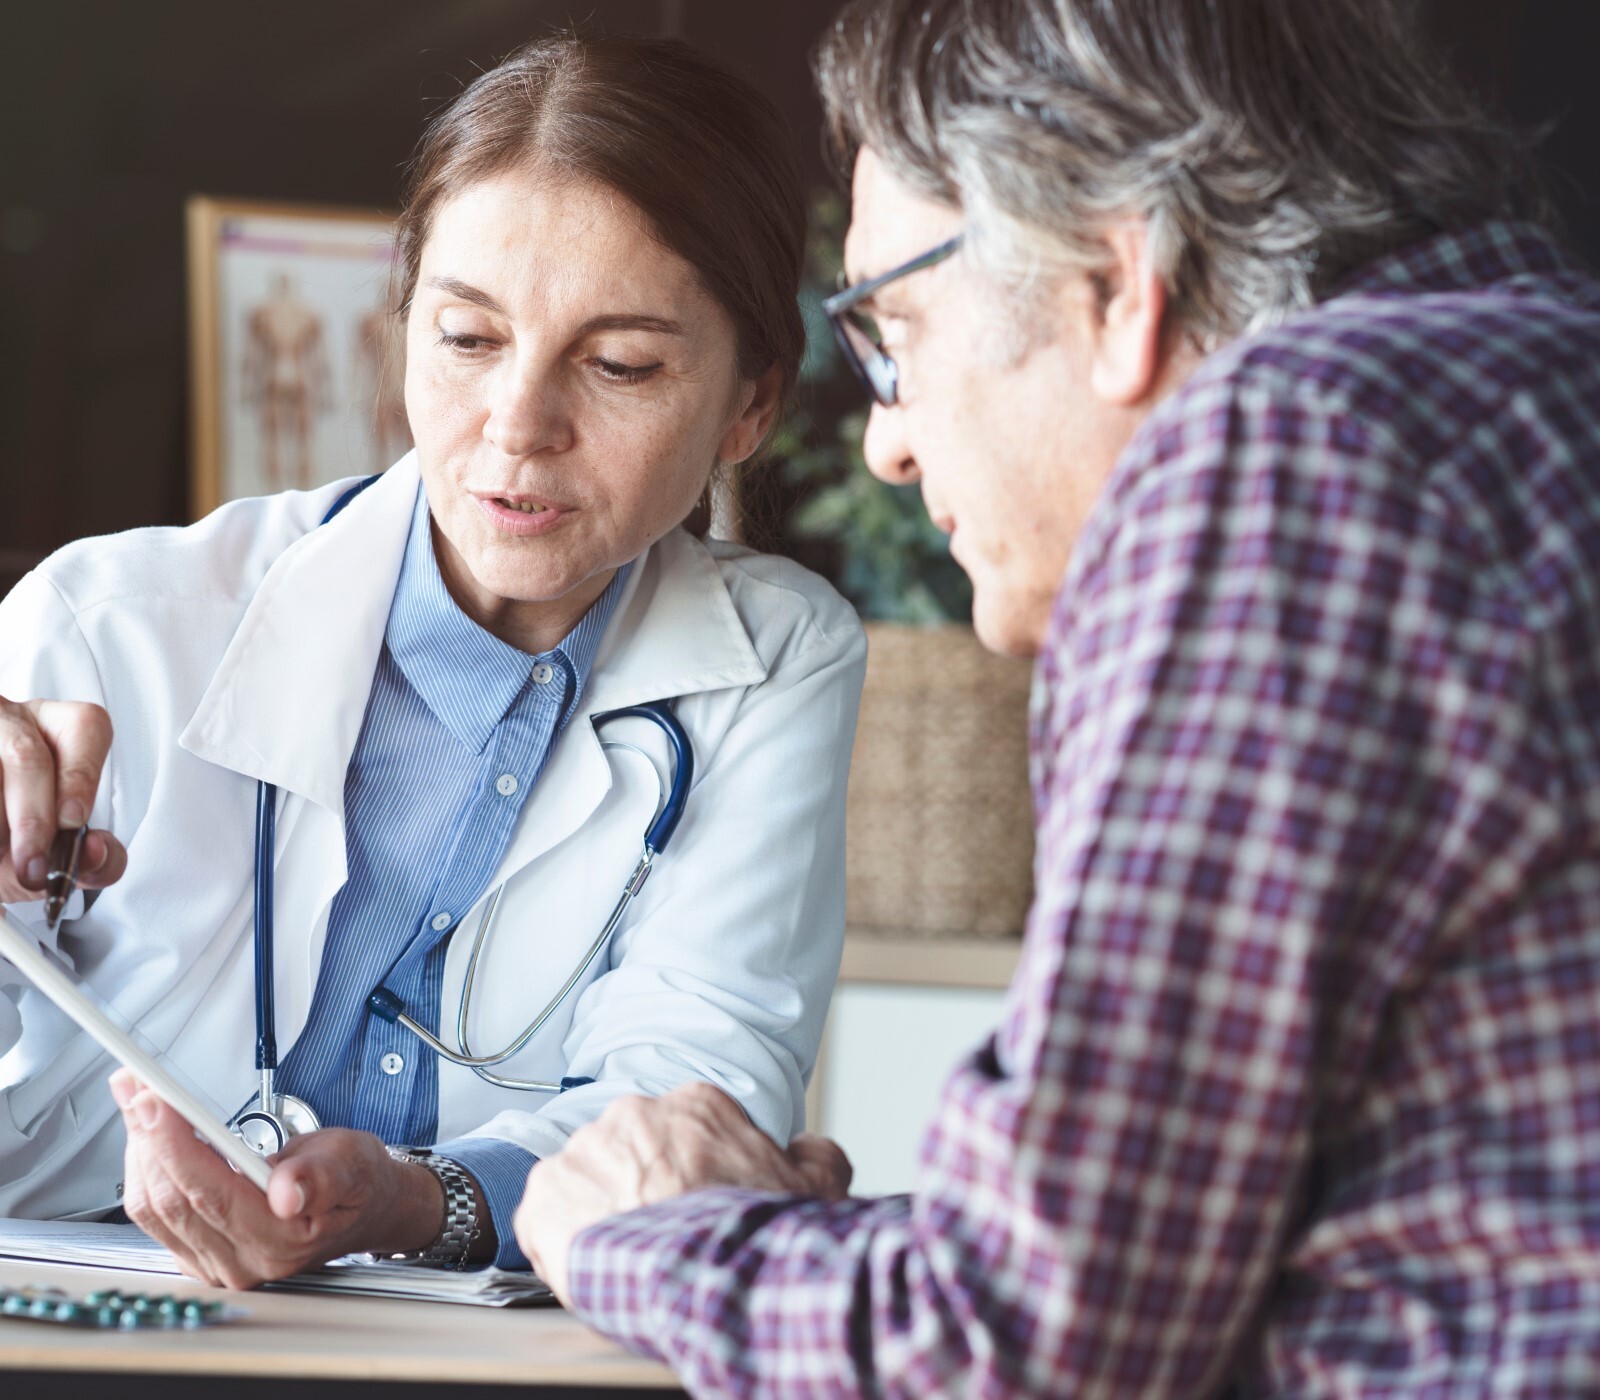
top-left (565, 222), bottom-right (1600, 1397)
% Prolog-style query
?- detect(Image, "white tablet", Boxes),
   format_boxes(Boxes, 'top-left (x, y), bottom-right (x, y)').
top-left (0, 909), bottom-right (272, 1192)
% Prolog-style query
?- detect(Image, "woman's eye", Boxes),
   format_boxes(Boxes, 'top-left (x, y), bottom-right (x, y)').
top-left (592, 357), bottom-right (661, 385)
top-left (438, 330), bottom-right (491, 354)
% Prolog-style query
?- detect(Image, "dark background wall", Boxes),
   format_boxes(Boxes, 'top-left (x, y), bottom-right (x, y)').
top-left (1, 0), bottom-right (1596, 595)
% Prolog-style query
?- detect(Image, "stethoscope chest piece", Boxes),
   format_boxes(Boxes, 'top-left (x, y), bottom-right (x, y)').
top-left (232, 1094), bottom-right (322, 1158)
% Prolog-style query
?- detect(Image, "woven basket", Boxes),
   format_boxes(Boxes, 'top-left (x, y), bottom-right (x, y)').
top-left (846, 623), bottom-right (1034, 939)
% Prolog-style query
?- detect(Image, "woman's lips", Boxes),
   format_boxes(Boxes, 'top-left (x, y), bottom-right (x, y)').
top-left (474, 492), bottom-right (571, 536)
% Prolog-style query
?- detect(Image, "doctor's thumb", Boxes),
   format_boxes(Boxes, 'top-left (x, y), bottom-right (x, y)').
top-left (267, 1167), bottom-right (310, 1220)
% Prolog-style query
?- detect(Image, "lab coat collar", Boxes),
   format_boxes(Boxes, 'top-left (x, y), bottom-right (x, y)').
top-left (178, 455), bottom-right (767, 812)
top-left (179, 459), bottom-right (417, 812)
top-left (582, 525), bottom-right (765, 717)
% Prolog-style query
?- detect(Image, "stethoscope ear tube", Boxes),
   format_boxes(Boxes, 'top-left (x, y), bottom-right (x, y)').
top-left (591, 700), bottom-right (694, 854)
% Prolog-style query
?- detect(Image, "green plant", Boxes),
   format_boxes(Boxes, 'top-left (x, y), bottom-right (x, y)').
top-left (773, 190), bottom-right (973, 624)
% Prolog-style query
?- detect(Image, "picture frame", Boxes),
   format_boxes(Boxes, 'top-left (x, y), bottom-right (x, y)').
top-left (186, 197), bottom-right (412, 520)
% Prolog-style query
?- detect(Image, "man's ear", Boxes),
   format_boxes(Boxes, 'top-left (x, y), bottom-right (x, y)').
top-left (1087, 221), bottom-right (1167, 406)
top-left (717, 364), bottom-right (785, 466)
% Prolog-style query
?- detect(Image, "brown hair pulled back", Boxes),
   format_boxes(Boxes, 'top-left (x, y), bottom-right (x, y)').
top-left (395, 33), bottom-right (807, 404)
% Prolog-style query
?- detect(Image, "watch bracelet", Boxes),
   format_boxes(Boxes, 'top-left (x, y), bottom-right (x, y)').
top-left (383, 1146), bottom-right (480, 1269)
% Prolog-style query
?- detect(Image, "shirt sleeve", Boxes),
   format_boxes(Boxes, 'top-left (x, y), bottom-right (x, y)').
top-left (0, 570), bottom-right (114, 1056)
top-left (433, 1135), bottom-right (537, 1270)
top-left (558, 370), bottom-right (1546, 1396)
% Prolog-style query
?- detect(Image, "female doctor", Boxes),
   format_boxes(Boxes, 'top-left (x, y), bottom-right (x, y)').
top-left (0, 34), bottom-right (864, 1286)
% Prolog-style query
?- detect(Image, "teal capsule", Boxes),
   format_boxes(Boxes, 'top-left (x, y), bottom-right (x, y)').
top-left (118, 1308), bottom-right (148, 1329)
top-left (84, 1290), bottom-right (113, 1306)
top-left (53, 1302), bottom-right (82, 1323)
top-left (97, 1306), bottom-right (120, 1327)
top-left (1, 1296), bottom-right (27, 1316)
top-left (28, 1298), bottom-right (55, 1318)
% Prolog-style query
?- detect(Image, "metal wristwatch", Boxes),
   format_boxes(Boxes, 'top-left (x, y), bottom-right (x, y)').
top-left (383, 1146), bottom-right (481, 1269)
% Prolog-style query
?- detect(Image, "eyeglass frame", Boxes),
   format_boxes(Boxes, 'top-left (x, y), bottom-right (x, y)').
top-left (822, 234), bottom-right (963, 407)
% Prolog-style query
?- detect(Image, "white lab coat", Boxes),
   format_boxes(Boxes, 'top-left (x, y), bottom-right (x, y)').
top-left (0, 455), bottom-right (865, 1219)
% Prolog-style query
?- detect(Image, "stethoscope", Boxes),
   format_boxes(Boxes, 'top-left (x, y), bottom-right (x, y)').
top-left (230, 476), bottom-right (695, 1157)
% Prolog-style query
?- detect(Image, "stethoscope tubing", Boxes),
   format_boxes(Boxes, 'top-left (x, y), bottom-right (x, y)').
top-left (368, 700), bottom-right (691, 1089)
top-left (236, 474), bottom-right (693, 1144)
top-left (369, 845), bottom-right (652, 1091)
top-left (249, 701), bottom-right (691, 1116)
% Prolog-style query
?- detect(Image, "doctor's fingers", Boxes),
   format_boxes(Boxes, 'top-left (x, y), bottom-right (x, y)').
top-left (0, 699), bottom-right (112, 889)
top-left (118, 1106), bottom-right (241, 1287)
top-left (120, 1092), bottom-right (287, 1288)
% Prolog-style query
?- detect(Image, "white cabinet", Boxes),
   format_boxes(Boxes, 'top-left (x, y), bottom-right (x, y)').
top-left (808, 937), bottom-right (1020, 1197)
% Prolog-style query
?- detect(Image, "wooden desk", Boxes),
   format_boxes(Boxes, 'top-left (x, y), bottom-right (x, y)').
top-left (0, 1258), bottom-right (681, 1397)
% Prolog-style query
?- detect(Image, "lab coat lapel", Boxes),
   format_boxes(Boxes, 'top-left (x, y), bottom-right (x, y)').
top-left (480, 528), bottom-right (767, 889)
top-left (177, 482), bottom-right (766, 1038)
top-left (178, 457), bottom-right (419, 809)
top-left (177, 457), bottom-right (420, 1036)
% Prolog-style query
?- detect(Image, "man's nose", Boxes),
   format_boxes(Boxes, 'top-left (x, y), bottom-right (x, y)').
top-left (484, 362), bottom-right (574, 457)
top-left (861, 402), bottom-right (919, 485)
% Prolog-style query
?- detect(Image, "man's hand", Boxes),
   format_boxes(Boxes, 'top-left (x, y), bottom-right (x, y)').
top-left (110, 1070), bottom-right (444, 1289)
top-left (0, 698), bottom-right (125, 905)
top-left (513, 1081), bottom-right (851, 1303)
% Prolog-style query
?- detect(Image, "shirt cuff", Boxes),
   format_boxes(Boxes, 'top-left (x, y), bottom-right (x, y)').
top-left (431, 1136), bottom-right (537, 1271)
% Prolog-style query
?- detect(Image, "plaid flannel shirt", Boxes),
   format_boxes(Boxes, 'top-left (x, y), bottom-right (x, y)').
top-left (564, 222), bottom-right (1600, 1398)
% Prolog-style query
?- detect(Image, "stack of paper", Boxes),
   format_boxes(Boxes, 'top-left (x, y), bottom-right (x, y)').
top-left (0, 1219), bottom-right (552, 1307)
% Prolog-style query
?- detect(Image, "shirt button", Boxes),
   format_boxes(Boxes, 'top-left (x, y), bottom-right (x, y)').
top-left (495, 773), bottom-right (519, 797)
top-left (380, 1052), bottom-right (404, 1076)
top-left (531, 662), bottom-right (555, 685)
top-left (430, 912), bottom-right (452, 931)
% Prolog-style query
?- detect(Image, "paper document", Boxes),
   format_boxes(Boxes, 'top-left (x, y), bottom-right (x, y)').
top-left (0, 1220), bottom-right (552, 1307)
top-left (0, 909), bottom-right (271, 1190)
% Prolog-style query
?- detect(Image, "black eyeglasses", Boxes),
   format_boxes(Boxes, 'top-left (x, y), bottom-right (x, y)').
top-left (822, 234), bottom-right (963, 407)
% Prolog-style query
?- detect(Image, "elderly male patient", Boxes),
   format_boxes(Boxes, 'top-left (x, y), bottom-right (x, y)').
top-left (513, 0), bottom-right (1600, 1394)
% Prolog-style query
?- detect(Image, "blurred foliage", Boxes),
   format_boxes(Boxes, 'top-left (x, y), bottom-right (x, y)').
top-left (770, 189), bottom-right (973, 624)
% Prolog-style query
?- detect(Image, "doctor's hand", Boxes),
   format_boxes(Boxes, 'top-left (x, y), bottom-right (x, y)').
top-left (513, 1081), bottom-right (852, 1305)
top-left (0, 697), bottom-right (125, 906)
top-left (110, 1070), bottom-right (447, 1290)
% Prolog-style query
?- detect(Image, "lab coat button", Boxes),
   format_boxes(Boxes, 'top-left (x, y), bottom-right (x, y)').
top-left (531, 663), bottom-right (555, 685)
top-left (380, 1052), bottom-right (404, 1075)
top-left (495, 773), bottom-right (519, 797)
top-left (430, 912), bottom-right (452, 931)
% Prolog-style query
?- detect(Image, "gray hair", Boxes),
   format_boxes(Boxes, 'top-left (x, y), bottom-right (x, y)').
top-left (815, 0), bottom-right (1547, 345)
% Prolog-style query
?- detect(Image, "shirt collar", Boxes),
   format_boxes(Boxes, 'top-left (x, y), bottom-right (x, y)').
top-left (1330, 220), bottom-right (1592, 304)
top-left (385, 484), bottom-right (631, 754)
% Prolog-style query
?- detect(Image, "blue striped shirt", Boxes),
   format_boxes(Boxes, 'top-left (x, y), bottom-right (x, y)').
top-left (276, 484), bottom-right (629, 1268)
